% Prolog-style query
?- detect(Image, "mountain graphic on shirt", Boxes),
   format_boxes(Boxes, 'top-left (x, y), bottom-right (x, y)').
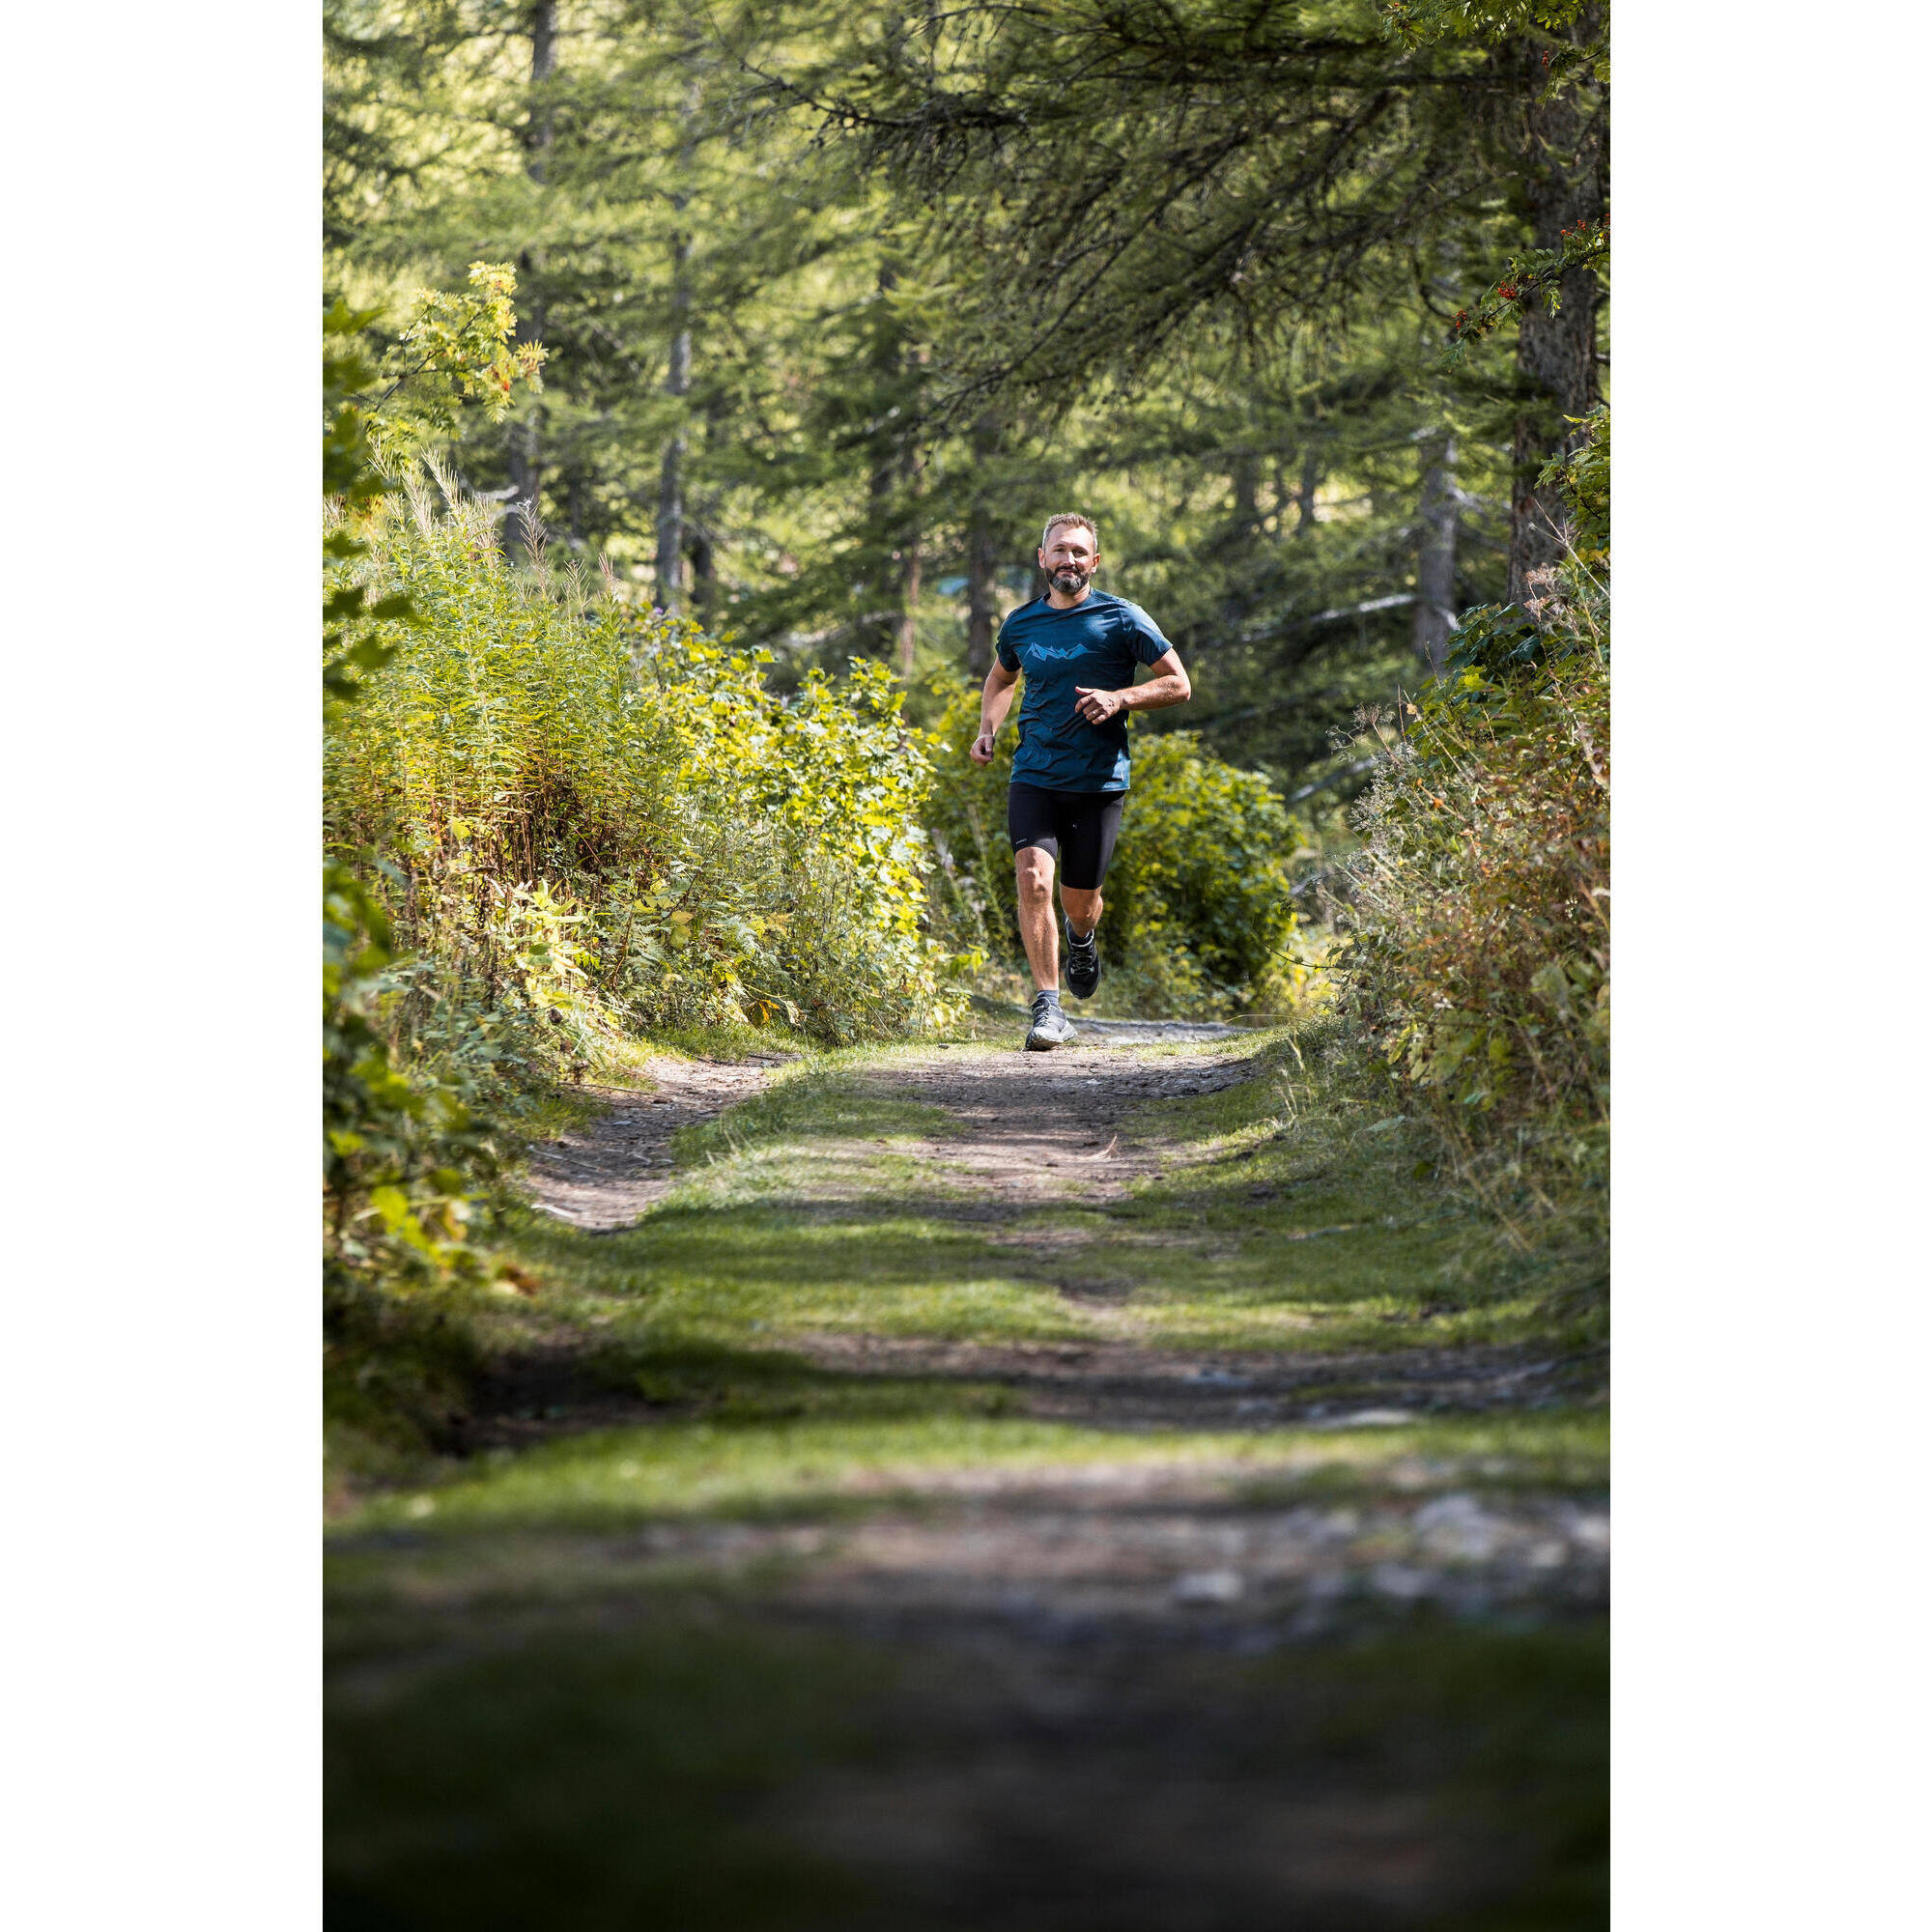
top-left (1021, 642), bottom-right (1090, 662)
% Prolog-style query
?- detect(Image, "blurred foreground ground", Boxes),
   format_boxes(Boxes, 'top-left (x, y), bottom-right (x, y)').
top-left (327, 1023), bottom-right (1607, 1929)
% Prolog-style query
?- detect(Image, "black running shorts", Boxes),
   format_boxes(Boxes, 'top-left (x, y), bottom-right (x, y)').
top-left (1007, 783), bottom-right (1125, 892)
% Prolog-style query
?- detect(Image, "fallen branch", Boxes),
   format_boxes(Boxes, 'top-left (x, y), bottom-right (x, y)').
top-left (1287, 755), bottom-right (1381, 807)
top-left (1238, 592), bottom-right (1419, 649)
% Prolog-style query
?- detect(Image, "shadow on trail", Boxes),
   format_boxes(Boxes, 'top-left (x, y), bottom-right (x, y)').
top-left (328, 1038), bottom-right (1607, 1930)
top-left (327, 1602), bottom-right (1607, 1932)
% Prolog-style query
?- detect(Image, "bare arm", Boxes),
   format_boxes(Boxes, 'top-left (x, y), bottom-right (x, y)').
top-left (969, 660), bottom-right (1020, 765)
top-left (1073, 647), bottom-right (1191, 724)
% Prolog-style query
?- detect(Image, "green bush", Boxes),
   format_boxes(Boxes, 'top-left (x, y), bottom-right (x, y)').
top-left (327, 477), bottom-right (962, 1076)
top-left (917, 682), bottom-right (1299, 1014)
top-left (1341, 409), bottom-right (1609, 1134)
top-left (324, 860), bottom-right (496, 1299)
top-left (1342, 654), bottom-right (1608, 1122)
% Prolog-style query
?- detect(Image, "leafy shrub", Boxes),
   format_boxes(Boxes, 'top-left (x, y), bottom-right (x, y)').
top-left (1244, 915), bottom-right (1339, 1021)
top-left (325, 861), bottom-right (497, 1297)
top-left (917, 681), bottom-right (1299, 1014)
top-left (1441, 601), bottom-right (1548, 680)
top-left (324, 279), bottom-right (529, 1395)
top-left (326, 475), bottom-right (960, 1086)
top-left (1341, 405), bottom-right (1608, 1132)
top-left (1544, 403), bottom-right (1609, 566)
top-left (1342, 654), bottom-right (1608, 1122)
top-left (326, 808), bottom-right (498, 1474)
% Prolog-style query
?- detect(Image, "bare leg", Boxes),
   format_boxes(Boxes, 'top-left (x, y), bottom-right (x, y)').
top-left (1015, 847), bottom-right (1060, 991)
top-left (1062, 884), bottom-right (1102, 939)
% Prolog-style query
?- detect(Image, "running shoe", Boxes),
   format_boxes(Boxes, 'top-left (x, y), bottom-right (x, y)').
top-left (1064, 916), bottom-right (1101, 1000)
top-left (1025, 991), bottom-right (1077, 1051)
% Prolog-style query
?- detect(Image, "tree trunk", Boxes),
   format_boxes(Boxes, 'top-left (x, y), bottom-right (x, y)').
top-left (505, 400), bottom-right (541, 559)
top-left (889, 437), bottom-right (922, 673)
top-left (964, 528), bottom-right (999, 675)
top-left (964, 413), bottom-right (1001, 675)
top-left (524, 2), bottom-right (555, 180)
top-left (654, 241), bottom-right (690, 611)
top-left (862, 263), bottom-right (925, 661)
top-left (865, 446), bottom-right (894, 657)
top-left (502, 8), bottom-right (555, 560)
top-left (1411, 435), bottom-right (1460, 676)
top-left (690, 522), bottom-right (716, 624)
top-left (655, 68), bottom-right (700, 614)
top-left (1294, 448), bottom-right (1320, 533)
top-left (687, 393), bottom-right (727, 626)
top-left (896, 538), bottom-right (921, 677)
top-left (1231, 451), bottom-right (1259, 534)
top-left (1507, 34), bottom-right (1607, 607)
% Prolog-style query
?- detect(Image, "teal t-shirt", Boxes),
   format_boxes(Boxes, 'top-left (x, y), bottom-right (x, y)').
top-left (995, 590), bottom-right (1173, 792)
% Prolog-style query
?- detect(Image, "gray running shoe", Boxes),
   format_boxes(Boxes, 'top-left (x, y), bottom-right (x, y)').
top-left (1025, 991), bottom-right (1077, 1051)
top-left (1064, 916), bottom-right (1101, 1000)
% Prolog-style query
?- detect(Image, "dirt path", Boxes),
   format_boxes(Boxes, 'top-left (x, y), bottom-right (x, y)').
top-left (860, 1031), bottom-right (1251, 1201)
top-left (521, 1021), bottom-right (1239, 1230)
top-left (523, 1031), bottom-right (1594, 1424)
top-left (499, 1031), bottom-right (1605, 1634)
top-left (333, 1031), bottom-right (1607, 1925)
top-left (523, 1051), bottom-right (792, 1229)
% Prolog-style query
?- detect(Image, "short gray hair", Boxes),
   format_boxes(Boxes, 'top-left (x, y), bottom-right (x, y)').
top-left (1039, 511), bottom-right (1099, 552)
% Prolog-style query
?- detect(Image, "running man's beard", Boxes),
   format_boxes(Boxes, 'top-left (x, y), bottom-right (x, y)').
top-left (1050, 565), bottom-right (1091, 593)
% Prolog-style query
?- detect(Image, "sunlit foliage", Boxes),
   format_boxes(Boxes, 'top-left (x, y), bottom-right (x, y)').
top-left (327, 477), bottom-right (964, 1080)
top-left (1340, 409), bottom-right (1608, 1132)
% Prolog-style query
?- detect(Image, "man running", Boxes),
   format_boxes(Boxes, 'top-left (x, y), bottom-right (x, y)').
top-left (969, 512), bottom-right (1192, 1050)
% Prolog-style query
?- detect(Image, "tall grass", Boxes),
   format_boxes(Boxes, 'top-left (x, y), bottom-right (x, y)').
top-left (1332, 412), bottom-right (1608, 1275)
top-left (1345, 653), bottom-right (1608, 1125)
top-left (326, 471), bottom-right (962, 1096)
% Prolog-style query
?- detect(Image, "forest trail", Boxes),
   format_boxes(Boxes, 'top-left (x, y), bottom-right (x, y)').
top-left (523, 1019), bottom-right (1241, 1228)
top-left (329, 1031), bottom-right (1607, 1927)
top-left (526, 1052), bottom-right (795, 1230)
top-left (522, 1036), bottom-right (1592, 1445)
top-left (501, 1030), bottom-right (1605, 1630)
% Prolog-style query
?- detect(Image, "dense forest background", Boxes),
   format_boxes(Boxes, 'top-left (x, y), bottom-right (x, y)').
top-left (324, 0), bottom-right (1607, 1304)
top-left (326, 0), bottom-right (1604, 796)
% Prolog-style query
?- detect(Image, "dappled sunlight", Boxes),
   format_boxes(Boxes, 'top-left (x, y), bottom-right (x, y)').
top-left (324, 3), bottom-right (1610, 1914)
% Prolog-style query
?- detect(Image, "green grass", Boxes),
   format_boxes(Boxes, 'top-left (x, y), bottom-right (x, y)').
top-left (324, 1025), bottom-right (1608, 1521)
top-left (490, 1030), bottom-right (1601, 1363)
top-left (335, 1403), bottom-right (1605, 1541)
top-left (515, 1198), bottom-right (1087, 1345)
top-left (671, 1050), bottom-right (961, 1162)
top-left (327, 1612), bottom-right (887, 1931)
top-left (328, 1024), bottom-right (1606, 1930)
top-left (327, 1607), bottom-right (1607, 1931)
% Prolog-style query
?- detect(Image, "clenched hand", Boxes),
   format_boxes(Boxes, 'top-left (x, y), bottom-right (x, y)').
top-left (1074, 686), bottom-right (1127, 724)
